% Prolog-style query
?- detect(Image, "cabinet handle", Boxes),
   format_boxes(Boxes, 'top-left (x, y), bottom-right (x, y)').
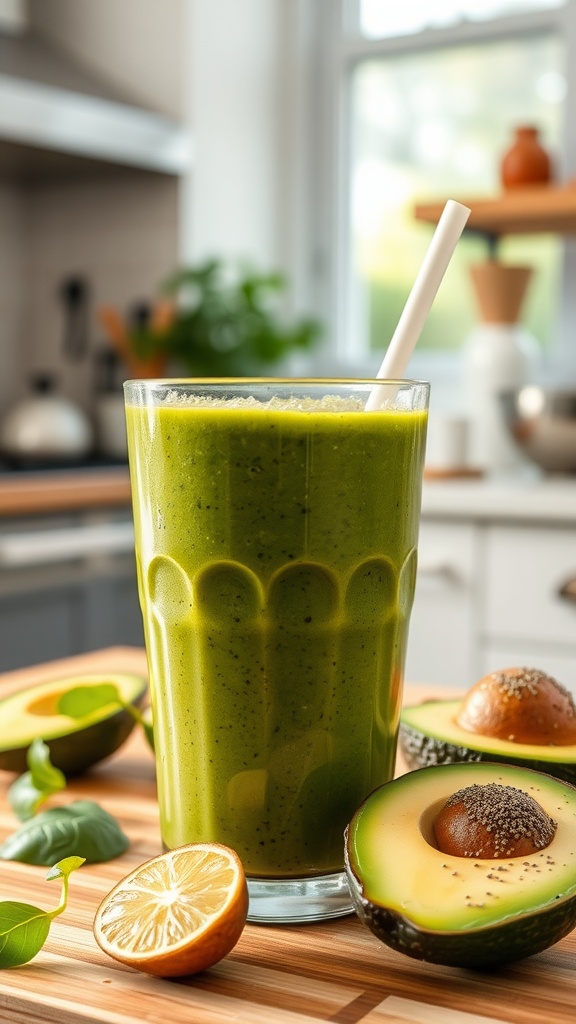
top-left (559, 577), bottom-right (576, 603)
top-left (0, 522), bottom-right (135, 568)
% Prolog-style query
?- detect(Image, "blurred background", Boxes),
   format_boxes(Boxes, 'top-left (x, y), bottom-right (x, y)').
top-left (0, 0), bottom-right (575, 685)
top-left (3, 0), bottom-right (576, 414)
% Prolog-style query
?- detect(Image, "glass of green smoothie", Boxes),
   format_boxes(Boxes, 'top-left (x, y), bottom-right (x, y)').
top-left (124, 378), bottom-right (429, 923)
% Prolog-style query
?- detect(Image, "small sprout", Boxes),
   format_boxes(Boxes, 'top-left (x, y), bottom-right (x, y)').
top-left (0, 856), bottom-right (85, 968)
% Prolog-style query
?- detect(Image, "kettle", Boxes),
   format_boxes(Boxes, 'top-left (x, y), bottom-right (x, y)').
top-left (0, 374), bottom-right (94, 465)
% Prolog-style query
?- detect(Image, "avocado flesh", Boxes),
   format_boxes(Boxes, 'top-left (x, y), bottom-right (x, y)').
top-left (0, 672), bottom-right (147, 776)
top-left (400, 699), bottom-right (576, 783)
top-left (345, 762), bottom-right (576, 967)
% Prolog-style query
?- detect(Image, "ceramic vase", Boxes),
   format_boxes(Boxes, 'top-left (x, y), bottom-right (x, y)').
top-left (464, 262), bottom-right (539, 473)
top-left (500, 126), bottom-right (551, 189)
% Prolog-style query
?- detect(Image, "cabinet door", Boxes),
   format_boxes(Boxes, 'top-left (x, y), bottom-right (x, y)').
top-left (484, 525), bottom-right (576, 646)
top-left (405, 520), bottom-right (479, 690)
top-left (83, 571), bottom-right (144, 651)
top-left (0, 588), bottom-right (80, 673)
top-left (0, 568), bottom-right (144, 674)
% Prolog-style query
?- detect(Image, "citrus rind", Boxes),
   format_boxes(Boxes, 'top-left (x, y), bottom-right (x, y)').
top-left (93, 842), bottom-right (248, 977)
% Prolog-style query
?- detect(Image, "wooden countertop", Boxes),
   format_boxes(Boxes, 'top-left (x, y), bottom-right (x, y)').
top-left (0, 648), bottom-right (575, 1024)
top-left (0, 467), bottom-right (131, 517)
top-left (1, 465), bottom-right (574, 526)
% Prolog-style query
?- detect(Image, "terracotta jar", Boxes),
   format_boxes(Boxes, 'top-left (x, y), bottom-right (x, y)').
top-left (468, 262), bottom-right (533, 323)
top-left (500, 126), bottom-right (551, 189)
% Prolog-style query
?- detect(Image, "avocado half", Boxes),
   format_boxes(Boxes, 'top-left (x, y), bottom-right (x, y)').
top-left (400, 699), bottom-right (576, 784)
top-left (0, 672), bottom-right (148, 776)
top-left (345, 762), bottom-right (576, 969)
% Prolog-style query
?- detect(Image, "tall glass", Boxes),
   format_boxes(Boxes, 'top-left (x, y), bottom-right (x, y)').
top-left (124, 379), bottom-right (429, 923)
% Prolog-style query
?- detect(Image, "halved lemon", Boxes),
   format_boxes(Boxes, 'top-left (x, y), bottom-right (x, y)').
top-left (93, 843), bottom-right (248, 977)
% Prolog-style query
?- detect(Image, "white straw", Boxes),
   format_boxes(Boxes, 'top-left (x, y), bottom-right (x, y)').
top-left (365, 199), bottom-right (471, 410)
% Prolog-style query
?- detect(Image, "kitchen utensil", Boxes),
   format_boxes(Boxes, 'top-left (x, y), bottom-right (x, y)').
top-left (0, 374), bottom-right (94, 465)
top-left (60, 276), bottom-right (90, 361)
top-left (97, 304), bottom-right (168, 378)
top-left (93, 347), bottom-right (128, 461)
top-left (500, 386), bottom-right (576, 473)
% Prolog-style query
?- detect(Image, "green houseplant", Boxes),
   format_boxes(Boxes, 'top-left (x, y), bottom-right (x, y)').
top-left (127, 259), bottom-right (321, 377)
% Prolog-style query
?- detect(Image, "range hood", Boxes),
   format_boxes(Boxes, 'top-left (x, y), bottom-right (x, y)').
top-left (0, 24), bottom-right (193, 176)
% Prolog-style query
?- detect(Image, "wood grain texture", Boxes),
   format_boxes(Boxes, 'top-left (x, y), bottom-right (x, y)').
top-left (0, 648), bottom-right (574, 1024)
top-left (0, 468), bottom-right (131, 517)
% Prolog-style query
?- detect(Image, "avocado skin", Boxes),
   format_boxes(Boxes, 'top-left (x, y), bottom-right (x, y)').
top-left (399, 722), bottom-right (576, 786)
top-left (345, 852), bottom-right (576, 969)
top-left (345, 762), bottom-right (576, 969)
top-left (0, 682), bottom-right (147, 777)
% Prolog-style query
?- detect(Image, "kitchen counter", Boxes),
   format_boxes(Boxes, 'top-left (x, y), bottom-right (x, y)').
top-left (0, 465), bottom-right (131, 517)
top-left (422, 472), bottom-right (576, 524)
top-left (0, 461), bottom-right (573, 524)
top-left (0, 647), bottom-right (575, 1024)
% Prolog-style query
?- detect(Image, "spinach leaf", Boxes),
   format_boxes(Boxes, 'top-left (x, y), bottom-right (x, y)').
top-left (8, 739), bottom-right (66, 821)
top-left (58, 684), bottom-right (154, 752)
top-left (0, 856), bottom-right (84, 968)
top-left (0, 801), bottom-right (129, 866)
top-left (57, 684), bottom-right (120, 718)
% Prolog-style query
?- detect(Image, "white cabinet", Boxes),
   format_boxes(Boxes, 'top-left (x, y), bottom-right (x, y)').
top-left (405, 481), bottom-right (576, 695)
top-left (405, 521), bottom-right (479, 688)
top-left (484, 525), bottom-right (576, 646)
top-left (482, 524), bottom-right (576, 689)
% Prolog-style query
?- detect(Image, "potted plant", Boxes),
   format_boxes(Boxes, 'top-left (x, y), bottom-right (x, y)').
top-left (122, 258), bottom-right (321, 377)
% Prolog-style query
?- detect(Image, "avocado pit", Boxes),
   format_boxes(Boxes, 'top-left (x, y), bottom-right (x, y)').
top-left (456, 667), bottom-right (576, 745)
top-left (433, 782), bottom-right (557, 859)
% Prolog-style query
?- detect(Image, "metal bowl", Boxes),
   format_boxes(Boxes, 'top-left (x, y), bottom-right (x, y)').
top-left (500, 386), bottom-right (576, 473)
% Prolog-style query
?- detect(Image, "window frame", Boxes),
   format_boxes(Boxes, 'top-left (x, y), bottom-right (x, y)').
top-left (297, 0), bottom-right (576, 390)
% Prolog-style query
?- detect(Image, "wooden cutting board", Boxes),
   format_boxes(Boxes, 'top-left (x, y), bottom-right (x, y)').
top-left (0, 648), bottom-right (574, 1024)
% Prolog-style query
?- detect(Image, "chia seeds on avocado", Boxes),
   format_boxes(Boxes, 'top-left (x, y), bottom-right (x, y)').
top-left (442, 783), bottom-right (557, 858)
top-left (489, 668), bottom-right (574, 705)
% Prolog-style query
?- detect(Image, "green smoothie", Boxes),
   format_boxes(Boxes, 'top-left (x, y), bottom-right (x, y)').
top-left (125, 386), bottom-right (427, 878)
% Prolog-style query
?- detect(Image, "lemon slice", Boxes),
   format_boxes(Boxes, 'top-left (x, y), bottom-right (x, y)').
top-left (93, 843), bottom-right (248, 977)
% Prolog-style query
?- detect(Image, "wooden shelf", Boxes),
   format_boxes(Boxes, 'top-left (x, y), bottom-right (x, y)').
top-left (415, 183), bottom-right (576, 237)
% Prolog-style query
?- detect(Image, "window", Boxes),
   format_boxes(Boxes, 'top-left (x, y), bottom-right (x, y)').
top-left (360, 0), bottom-right (566, 38)
top-left (305, 0), bottom-right (574, 394)
top-left (349, 34), bottom-right (562, 356)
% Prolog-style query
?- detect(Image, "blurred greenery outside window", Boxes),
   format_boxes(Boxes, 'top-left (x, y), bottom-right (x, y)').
top-left (334, 0), bottom-right (568, 370)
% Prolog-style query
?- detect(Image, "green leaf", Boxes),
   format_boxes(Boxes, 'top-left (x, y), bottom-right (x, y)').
top-left (0, 856), bottom-right (85, 968)
top-left (57, 685), bottom-right (154, 750)
top-left (0, 801), bottom-right (129, 866)
top-left (8, 739), bottom-right (66, 821)
top-left (57, 684), bottom-right (121, 718)
top-left (27, 738), bottom-right (66, 792)
top-left (8, 775), bottom-right (49, 822)
top-left (45, 856), bottom-right (86, 882)
top-left (0, 902), bottom-right (51, 968)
